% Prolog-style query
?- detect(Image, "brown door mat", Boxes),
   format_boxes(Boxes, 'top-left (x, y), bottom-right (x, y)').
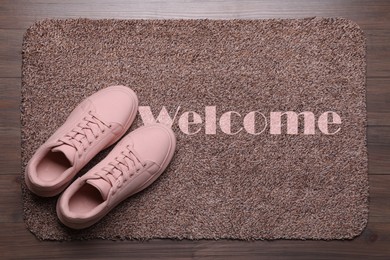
top-left (21, 18), bottom-right (368, 240)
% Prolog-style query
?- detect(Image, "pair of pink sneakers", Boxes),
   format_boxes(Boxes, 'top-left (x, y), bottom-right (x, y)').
top-left (25, 86), bottom-right (176, 229)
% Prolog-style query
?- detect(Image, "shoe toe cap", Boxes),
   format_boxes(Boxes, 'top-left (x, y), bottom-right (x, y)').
top-left (90, 86), bottom-right (138, 126)
top-left (131, 124), bottom-right (176, 166)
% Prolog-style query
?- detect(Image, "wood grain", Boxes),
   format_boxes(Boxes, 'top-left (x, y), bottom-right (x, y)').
top-left (1, 0), bottom-right (390, 30)
top-left (369, 145), bottom-right (390, 175)
top-left (0, 0), bottom-right (389, 258)
top-left (1, 222), bottom-right (390, 259)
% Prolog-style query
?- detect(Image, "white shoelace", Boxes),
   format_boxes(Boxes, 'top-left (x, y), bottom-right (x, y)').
top-left (98, 145), bottom-right (145, 193)
top-left (59, 111), bottom-right (111, 157)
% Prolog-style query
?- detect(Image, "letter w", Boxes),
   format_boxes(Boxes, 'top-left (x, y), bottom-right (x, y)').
top-left (138, 106), bottom-right (181, 127)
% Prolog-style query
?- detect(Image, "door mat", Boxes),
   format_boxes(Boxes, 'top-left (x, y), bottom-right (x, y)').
top-left (21, 18), bottom-right (368, 240)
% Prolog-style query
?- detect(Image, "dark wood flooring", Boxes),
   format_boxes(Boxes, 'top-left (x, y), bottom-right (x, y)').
top-left (0, 0), bottom-right (389, 259)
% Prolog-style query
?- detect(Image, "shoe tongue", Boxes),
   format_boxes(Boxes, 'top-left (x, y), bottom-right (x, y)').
top-left (51, 144), bottom-right (76, 166)
top-left (86, 178), bottom-right (111, 200)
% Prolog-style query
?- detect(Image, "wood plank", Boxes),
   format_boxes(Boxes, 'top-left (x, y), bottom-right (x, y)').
top-left (367, 78), bottom-right (390, 126)
top-left (0, 222), bottom-right (389, 259)
top-left (367, 127), bottom-right (390, 172)
top-left (367, 75), bottom-right (390, 125)
top-left (0, 29), bottom-right (23, 78)
top-left (0, 77), bottom-right (20, 128)
top-left (368, 145), bottom-right (390, 175)
top-left (0, 175), bottom-right (23, 223)
top-left (0, 78), bottom-right (20, 176)
top-left (0, 0), bottom-right (390, 30)
top-left (366, 30), bottom-right (390, 78)
top-left (368, 126), bottom-right (390, 144)
top-left (368, 112), bottom-right (390, 127)
top-left (369, 175), bottom-right (390, 223)
top-left (0, 127), bottom-right (20, 175)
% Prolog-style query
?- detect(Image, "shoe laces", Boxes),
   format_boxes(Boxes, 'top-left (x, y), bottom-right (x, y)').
top-left (59, 111), bottom-right (111, 157)
top-left (98, 145), bottom-right (145, 194)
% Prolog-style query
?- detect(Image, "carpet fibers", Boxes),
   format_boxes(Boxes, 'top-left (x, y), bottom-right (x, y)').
top-left (21, 18), bottom-right (368, 240)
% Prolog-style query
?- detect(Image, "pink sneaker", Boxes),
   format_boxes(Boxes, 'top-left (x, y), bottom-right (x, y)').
top-left (56, 123), bottom-right (176, 229)
top-left (25, 86), bottom-right (139, 197)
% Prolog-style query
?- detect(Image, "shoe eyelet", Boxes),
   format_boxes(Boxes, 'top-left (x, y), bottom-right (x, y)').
top-left (109, 124), bottom-right (112, 128)
top-left (83, 148), bottom-right (87, 151)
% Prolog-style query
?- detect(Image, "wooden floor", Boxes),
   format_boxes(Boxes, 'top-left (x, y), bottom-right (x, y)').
top-left (1, 0), bottom-right (389, 259)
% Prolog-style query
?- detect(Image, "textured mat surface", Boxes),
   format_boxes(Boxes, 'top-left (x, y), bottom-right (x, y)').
top-left (21, 18), bottom-right (368, 240)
